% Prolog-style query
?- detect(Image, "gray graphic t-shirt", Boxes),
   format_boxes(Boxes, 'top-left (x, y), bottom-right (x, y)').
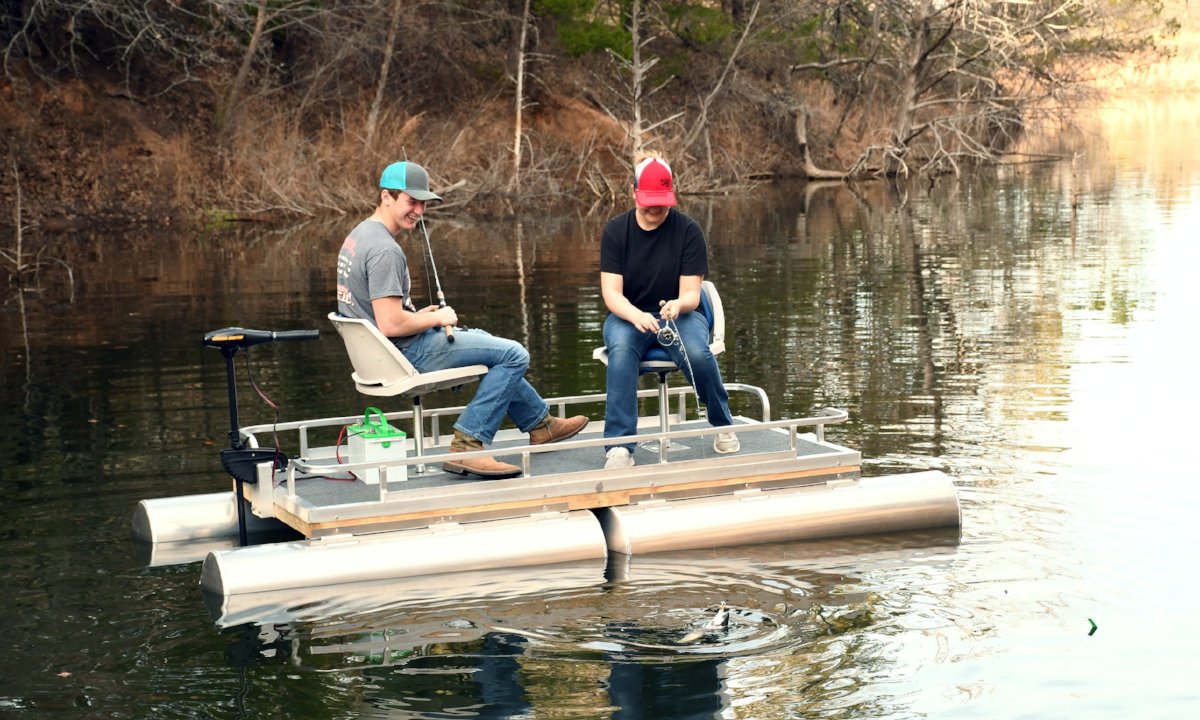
top-left (336, 219), bottom-right (419, 346)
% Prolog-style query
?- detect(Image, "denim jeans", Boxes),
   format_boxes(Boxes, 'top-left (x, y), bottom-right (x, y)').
top-left (399, 327), bottom-right (549, 444)
top-left (602, 311), bottom-right (732, 452)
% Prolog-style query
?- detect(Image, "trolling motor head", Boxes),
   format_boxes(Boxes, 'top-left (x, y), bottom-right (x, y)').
top-left (204, 327), bottom-right (319, 352)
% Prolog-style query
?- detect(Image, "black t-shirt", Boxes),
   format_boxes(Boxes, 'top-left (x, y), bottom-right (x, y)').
top-left (599, 209), bottom-right (709, 312)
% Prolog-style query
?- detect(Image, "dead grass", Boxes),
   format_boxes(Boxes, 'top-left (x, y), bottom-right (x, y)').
top-left (212, 91), bottom-right (637, 218)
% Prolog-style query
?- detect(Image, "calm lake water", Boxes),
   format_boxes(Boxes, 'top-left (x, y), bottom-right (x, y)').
top-left (2, 96), bottom-right (1199, 719)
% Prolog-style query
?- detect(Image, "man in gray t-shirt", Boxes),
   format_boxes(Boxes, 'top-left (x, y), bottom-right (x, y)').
top-left (337, 218), bottom-right (420, 347)
top-left (335, 161), bottom-right (587, 479)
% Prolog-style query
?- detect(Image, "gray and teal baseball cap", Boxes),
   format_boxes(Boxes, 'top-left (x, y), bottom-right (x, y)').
top-left (379, 161), bottom-right (442, 202)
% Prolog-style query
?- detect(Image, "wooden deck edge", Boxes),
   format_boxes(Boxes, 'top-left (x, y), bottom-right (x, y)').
top-left (258, 464), bottom-right (861, 538)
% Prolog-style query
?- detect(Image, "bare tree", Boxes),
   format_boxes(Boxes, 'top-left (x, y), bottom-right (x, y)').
top-left (3, 0), bottom-right (1180, 220)
top-left (600, 0), bottom-right (682, 156)
top-left (221, 0), bottom-right (270, 133)
top-left (3, 0), bottom-right (227, 92)
top-left (511, 0), bottom-right (533, 191)
top-left (792, 0), bottom-right (1171, 177)
top-left (3, 154), bottom-right (73, 296)
top-left (217, 0), bottom-right (355, 137)
top-left (366, 0), bottom-right (405, 148)
top-left (680, 0), bottom-right (760, 155)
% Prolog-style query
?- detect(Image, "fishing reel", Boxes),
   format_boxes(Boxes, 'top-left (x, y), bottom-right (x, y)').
top-left (656, 299), bottom-right (679, 346)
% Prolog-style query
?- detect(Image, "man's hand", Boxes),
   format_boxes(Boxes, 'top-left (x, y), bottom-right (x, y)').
top-left (435, 306), bottom-right (458, 328)
top-left (418, 304), bottom-right (457, 327)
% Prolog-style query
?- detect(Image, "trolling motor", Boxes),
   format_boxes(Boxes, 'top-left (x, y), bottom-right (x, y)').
top-left (203, 326), bottom-right (320, 546)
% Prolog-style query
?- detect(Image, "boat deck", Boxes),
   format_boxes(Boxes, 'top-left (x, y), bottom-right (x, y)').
top-left (237, 393), bottom-right (859, 539)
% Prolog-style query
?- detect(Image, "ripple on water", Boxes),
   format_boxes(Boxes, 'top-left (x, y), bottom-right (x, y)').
top-left (202, 529), bottom-right (962, 678)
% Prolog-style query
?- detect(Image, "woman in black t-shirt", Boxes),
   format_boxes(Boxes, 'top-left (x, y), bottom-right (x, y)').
top-left (597, 153), bottom-right (739, 469)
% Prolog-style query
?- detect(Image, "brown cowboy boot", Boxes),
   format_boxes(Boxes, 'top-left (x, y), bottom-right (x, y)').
top-left (528, 414), bottom-right (588, 445)
top-left (442, 430), bottom-right (521, 479)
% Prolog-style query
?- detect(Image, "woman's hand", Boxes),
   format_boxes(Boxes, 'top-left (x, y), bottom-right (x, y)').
top-left (633, 311), bottom-right (660, 334)
top-left (660, 299), bottom-right (682, 321)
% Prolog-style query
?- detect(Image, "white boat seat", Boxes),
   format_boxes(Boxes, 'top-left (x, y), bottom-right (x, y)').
top-left (593, 280), bottom-right (726, 439)
top-left (327, 312), bottom-right (488, 470)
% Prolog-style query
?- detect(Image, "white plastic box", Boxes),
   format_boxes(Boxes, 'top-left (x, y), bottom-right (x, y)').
top-left (347, 408), bottom-right (408, 485)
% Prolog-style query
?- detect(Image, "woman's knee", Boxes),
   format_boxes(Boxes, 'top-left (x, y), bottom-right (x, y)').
top-left (685, 344), bottom-right (717, 368)
top-left (603, 330), bottom-right (642, 358)
top-left (606, 340), bottom-right (646, 374)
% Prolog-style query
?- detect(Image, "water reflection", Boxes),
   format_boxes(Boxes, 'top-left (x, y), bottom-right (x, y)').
top-left (209, 531), bottom-right (958, 718)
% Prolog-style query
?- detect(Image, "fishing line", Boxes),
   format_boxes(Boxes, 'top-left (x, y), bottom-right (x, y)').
top-left (657, 301), bottom-right (697, 401)
top-left (418, 215), bottom-right (455, 342)
top-left (403, 149), bottom-right (435, 308)
top-left (420, 237), bottom-right (435, 307)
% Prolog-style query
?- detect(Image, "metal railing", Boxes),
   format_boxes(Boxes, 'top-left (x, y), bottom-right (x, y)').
top-left (240, 383), bottom-right (775, 457)
top-left (237, 391), bottom-right (848, 509)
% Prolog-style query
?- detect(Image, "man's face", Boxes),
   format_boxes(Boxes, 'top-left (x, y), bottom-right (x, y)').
top-left (386, 192), bottom-right (426, 230)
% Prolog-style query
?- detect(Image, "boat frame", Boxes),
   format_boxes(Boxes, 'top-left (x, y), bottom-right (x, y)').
top-left (135, 381), bottom-right (960, 597)
top-left (238, 384), bottom-right (856, 539)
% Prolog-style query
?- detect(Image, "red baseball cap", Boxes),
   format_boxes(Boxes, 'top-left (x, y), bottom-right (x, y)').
top-left (634, 157), bottom-right (677, 207)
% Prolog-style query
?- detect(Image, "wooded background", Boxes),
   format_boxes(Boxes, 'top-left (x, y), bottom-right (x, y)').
top-left (0, 0), bottom-right (1187, 226)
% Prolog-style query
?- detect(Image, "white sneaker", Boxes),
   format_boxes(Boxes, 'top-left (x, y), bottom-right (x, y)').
top-left (605, 447), bottom-right (635, 469)
top-left (713, 432), bottom-right (740, 454)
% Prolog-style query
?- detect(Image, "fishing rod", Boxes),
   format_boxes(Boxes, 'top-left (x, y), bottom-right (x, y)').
top-left (418, 215), bottom-right (455, 343)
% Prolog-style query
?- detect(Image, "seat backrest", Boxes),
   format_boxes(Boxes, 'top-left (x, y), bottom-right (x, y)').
top-left (327, 312), bottom-right (420, 387)
top-left (699, 280), bottom-right (726, 354)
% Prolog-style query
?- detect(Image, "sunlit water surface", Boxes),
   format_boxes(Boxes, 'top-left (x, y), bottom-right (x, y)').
top-left (1, 96), bottom-right (1198, 718)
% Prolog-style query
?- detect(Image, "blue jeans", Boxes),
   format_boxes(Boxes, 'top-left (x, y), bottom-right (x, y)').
top-left (602, 311), bottom-right (732, 452)
top-left (399, 328), bottom-right (549, 444)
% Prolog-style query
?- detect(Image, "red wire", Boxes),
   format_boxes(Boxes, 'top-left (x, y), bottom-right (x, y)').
top-left (336, 423), bottom-right (359, 481)
top-left (242, 349), bottom-right (357, 484)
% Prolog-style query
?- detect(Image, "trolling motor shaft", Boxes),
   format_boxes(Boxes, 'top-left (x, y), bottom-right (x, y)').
top-left (203, 326), bottom-right (319, 546)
